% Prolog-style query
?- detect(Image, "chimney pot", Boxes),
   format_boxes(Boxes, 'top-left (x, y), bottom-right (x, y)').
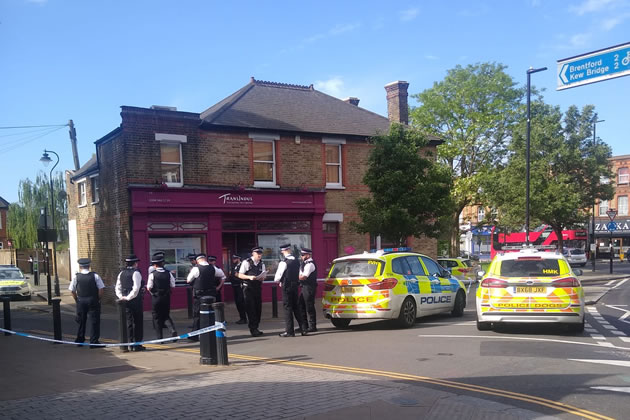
top-left (385, 81), bottom-right (409, 125)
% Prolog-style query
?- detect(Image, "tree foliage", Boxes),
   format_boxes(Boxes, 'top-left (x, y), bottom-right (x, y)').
top-left (352, 124), bottom-right (454, 245)
top-left (410, 62), bottom-right (525, 254)
top-left (481, 102), bottom-right (614, 250)
top-left (7, 171), bottom-right (68, 249)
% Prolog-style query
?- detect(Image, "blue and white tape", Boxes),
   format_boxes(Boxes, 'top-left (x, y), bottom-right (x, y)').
top-left (0, 321), bottom-right (226, 347)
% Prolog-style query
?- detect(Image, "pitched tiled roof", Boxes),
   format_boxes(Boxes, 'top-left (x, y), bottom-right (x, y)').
top-left (70, 154), bottom-right (98, 181)
top-left (0, 195), bottom-right (9, 208)
top-left (200, 78), bottom-right (391, 137)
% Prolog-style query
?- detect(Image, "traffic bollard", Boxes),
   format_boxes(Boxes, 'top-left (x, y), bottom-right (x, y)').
top-left (2, 297), bottom-right (11, 336)
top-left (200, 296), bottom-right (217, 365)
top-left (213, 302), bottom-right (229, 366)
top-left (34, 268), bottom-right (40, 286)
top-left (271, 284), bottom-right (278, 318)
top-left (52, 298), bottom-right (62, 342)
top-left (187, 287), bottom-right (193, 319)
top-left (117, 299), bottom-right (129, 352)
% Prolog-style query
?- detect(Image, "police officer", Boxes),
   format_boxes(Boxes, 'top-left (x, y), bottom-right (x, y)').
top-left (238, 246), bottom-right (266, 337)
top-left (115, 254), bottom-right (145, 351)
top-left (148, 251), bottom-right (178, 337)
top-left (69, 258), bottom-right (105, 348)
top-left (229, 255), bottom-right (247, 324)
top-left (298, 248), bottom-right (318, 333)
top-left (147, 254), bottom-right (176, 339)
top-left (186, 253), bottom-right (216, 341)
top-left (274, 244), bottom-right (307, 337)
top-left (208, 255), bottom-right (227, 302)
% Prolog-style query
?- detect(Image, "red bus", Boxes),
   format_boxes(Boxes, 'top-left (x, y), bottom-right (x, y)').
top-left (490, 225), bottom-right (587, 259)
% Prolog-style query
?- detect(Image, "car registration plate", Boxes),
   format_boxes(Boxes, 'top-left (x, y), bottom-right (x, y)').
top-left (341, 287), bottom-right (356, 293)
top-left (515, 286), bottom-right (546, 294)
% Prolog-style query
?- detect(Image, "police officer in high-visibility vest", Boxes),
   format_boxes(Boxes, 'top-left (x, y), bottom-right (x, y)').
top-left (115, 254), bottom-right (145, 351)
top-left (229, 255), bottom-right (247, 324)
top-left (238, 246), bottom-right (266, 337)
top-left (69, 258), bottom-right (105, 347)
top-left (298, 248), bottom-right (318, 333)
top-left (275, 244), bottom-right (308, 337)
top-left (147, 254), bottom-right (176, 340)
top-left (186, 253), bottom-right (216, 341)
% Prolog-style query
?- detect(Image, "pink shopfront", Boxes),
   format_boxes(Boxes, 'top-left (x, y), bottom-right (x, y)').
top-left (130, 187), bottom-right (328, 310)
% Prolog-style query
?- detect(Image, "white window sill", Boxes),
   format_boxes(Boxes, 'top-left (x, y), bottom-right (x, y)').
top-left (164, 183), bottom-right (183, 188)
top-left (326, 184), bottom-right (345, 190)
top-left (253, 182), bottom-right (280, 189)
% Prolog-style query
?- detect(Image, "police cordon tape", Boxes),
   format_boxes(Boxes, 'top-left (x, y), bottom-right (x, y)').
top-left (0, 322), bottom-right (227, 348)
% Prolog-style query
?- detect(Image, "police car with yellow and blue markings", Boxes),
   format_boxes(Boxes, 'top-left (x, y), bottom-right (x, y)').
top-left (322, 248), bottom-right (467, 328)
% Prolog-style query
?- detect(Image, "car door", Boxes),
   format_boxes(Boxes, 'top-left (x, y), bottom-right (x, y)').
top-left (420, 256), bottom-right (454, 310)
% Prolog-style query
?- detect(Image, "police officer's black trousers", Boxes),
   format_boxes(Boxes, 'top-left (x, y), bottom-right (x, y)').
top-left (243, 281), bottom-right (262, 331)
top-left (152, 294), bottom-right (171, 339)
top-left (231, 282), bottom-right (247, 321)
top-left (298, 282), bottom-right (317, 330)
top-left (75, 296), bottom-right (101, 344)
top-left (126, 296), bottom-right (143, 343)
top-left (283, 285), bottom-right (306, 334)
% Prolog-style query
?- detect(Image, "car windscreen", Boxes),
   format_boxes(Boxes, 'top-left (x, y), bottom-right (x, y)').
top-left (329, 260), bottom-right (382, 278)
top-left (499, 259), bottom-right (561, 277)
top-left (0, 269), bottom-right (24, 280)
top-left (462, 259), bottom-right (473, 267)
top-left (570, 249), bottom-right (585, 255)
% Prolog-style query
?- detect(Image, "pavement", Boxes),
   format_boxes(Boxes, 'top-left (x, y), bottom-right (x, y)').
top-left (0, 268), bottom-right (627, 419)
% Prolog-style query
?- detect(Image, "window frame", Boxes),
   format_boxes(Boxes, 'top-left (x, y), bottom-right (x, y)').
top-left (618, 167), bottom-right (629, 185)
top-left (598, 200), bottom-right (609, 216)
top-left (323, 137), bottom-right (345, 189)
top-left (90, 174), bottom-right (99, 204)
top-left (155, 133), bottom-right (187, 188)
top-left (618, 195), bottom-right (628, 216)
top-left (250, 132), bottom-right (279, 188)
top-left (77, 179), bottom-right (87, 207)
top-left (477, 207), bottom-right (485, 222)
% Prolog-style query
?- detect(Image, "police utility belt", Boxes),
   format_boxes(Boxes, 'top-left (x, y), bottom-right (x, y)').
top-left (151, 289), bottom-right (170, 297)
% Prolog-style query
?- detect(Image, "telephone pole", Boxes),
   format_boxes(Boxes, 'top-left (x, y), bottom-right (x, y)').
top-left (68, 119), bottom-right (80, 170)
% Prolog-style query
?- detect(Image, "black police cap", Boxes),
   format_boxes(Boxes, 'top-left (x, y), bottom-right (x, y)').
top-left (125, 254), bottom-right (140, 263)
top-left (78, 258), bottom-right (91, 266)
top-left (279, 243), bottom-right (291, 251)
top-left (251, 246), bottom-right (263, 253)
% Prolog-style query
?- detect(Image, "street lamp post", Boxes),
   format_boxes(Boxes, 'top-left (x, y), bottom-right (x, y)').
top-left (591, 119), bottom-right (604, 272)
top-left (40, 150), bottom-right (60, 297)
top-left (526, 66), bottom-right (547, 246)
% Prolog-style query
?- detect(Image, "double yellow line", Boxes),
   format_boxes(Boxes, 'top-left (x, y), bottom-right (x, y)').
top-left (28, 330), bottom-right (613, 420)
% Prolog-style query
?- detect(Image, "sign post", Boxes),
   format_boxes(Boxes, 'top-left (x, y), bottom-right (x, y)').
top-left (607, 209), bottom-right (617, 274)
top-left (557, 42), bottom-right (630, 90)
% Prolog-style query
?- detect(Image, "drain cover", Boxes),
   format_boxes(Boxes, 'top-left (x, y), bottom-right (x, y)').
top-left (77, 365), bottom-right (139, 375)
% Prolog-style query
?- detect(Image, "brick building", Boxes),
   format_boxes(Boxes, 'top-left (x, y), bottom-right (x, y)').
top-left (593, 154), bottom-right (630, 256)
top-left (67, 78), bottom-right (441, 306)
top-left (0, 195), bottom-right (9, 249)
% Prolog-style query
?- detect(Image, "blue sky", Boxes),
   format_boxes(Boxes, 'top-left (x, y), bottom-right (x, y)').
top-left (1, 0), bottom-right (629, 203)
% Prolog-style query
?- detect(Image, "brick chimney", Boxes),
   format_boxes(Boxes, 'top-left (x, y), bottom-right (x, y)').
top-left (343, 97), bottom-right (360, 106)
top-left (385, 81), bottom-right (409, 124)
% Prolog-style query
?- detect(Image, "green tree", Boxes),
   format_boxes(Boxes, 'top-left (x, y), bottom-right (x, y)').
top-left (482, 102), bottom-right (614, 250)
top-left (410, 62), bottom-right (525, 255)
top-left (352, 124), bottom-right (454, 245)
top-left (7, 171), bottom-right (68, 249)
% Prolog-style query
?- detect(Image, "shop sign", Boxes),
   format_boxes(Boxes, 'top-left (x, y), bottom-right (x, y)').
top-left (218, 193), bottom-right (254, 205)
top-left (595, 220), bottom-right (630, 233)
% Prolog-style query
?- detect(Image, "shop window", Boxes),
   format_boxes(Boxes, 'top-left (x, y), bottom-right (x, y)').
top-left (250, 133), bottom-right (279, 188)
top-left (618, 196), bottom-right (628, 216)
top-left (149, 236), bottom-right (203, 283)
top-left (598, 200), bottom-right (609, 216)
top-left (160, 143), bottom-right (183, 187)
top-left (77, 180), bottom-right (87, 207)
top-left (619, 167), bottom-right (629, 185)
top-left (323, 222), bottom-right (338, 234)
top-left (90, 175), bottom-right (99, 204)
top-left (257, 233), bottom-right (312, 278)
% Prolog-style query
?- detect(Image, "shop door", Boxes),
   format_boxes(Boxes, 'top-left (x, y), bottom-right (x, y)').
top-left (322, 222), bottom-right (339, 277)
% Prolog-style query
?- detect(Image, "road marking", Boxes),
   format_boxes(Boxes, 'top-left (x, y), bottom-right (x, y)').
top-left (611, 331), bottom-right (625, 335)
top-left (585, 329), bottom-right (598, 333)
top-left (604, 280), bottom-right (616, 286)
top-left (592, 335), bottom-right (606, 340)
top-left (602, 304), bottom-right (630, 325)
top-left (569, 359), bottom-right (630, 368)
top-left (417, 334), bottom-right (630, 351)
top-left (621, 337), bottom-right (630, 343)
top-left (590, 386), bottom-right (630, 394)
top-left (612, 278), bottom-right (629, 289)
top-left (603, 325), bottom-right (616, 329)
top-left (598, 342), bottom-right (615, 347)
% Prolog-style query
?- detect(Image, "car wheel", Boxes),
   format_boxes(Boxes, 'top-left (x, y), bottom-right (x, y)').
top-left (567, 318), bottom-right (585, 334)
top-left (331, 318), bottom-right (351, 329)
top-left (476, 319), bottom-right (492, 331)
top-left (580, 263), bottom-right (586, 267)
top-left (397, 297), bottom-right (417, 328)
top-left (451, 291), bottom-right (466, 317)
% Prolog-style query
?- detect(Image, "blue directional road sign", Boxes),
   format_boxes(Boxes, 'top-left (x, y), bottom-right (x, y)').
top-left (606, 221), bottom-right (617, 231)
top-left (557, 42), bottom-right (630, 90)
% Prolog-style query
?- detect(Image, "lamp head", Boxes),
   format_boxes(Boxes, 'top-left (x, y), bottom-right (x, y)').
top-left (40, 152), bottom-right (52, 167)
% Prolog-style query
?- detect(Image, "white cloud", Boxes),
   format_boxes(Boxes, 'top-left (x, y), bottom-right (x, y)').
top-left (569, 33), bottom-right (592, 48)
top-left (424, 55), bottom-right (439, 60)
top-left (305, 23), bottom-right (360, 44)
top-left (314, 77), bottom-right (344, 97)
top-left (400, 8), bottom-right (419, 22)
top-left (601, 13), bottom-right (630, 30)
top-left (569, 0), bottom-right (618, 15)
